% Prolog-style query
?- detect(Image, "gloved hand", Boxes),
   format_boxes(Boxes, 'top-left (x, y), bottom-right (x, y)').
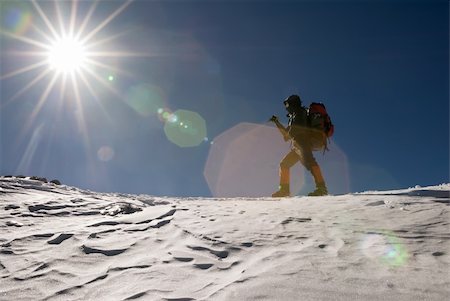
top-left (269, 115), bottom-right (278, 122)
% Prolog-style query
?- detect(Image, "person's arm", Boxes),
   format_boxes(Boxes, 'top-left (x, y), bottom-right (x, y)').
top-left (270, 116), bottom-right (291, 142)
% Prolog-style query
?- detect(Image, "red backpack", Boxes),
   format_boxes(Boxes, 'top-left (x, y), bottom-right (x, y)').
top-left (308, 102), bottom-right (334, 150)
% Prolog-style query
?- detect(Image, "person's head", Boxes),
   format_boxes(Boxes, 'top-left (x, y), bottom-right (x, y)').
top-left (283, 94), bottom-right (302, 114)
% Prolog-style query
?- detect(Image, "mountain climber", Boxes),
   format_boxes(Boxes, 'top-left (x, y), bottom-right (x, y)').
top-left (270, 94), bottom-right (328, 197)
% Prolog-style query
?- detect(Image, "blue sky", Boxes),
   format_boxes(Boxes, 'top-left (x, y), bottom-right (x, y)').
top-left (0, 0), bottom-right (448, 197)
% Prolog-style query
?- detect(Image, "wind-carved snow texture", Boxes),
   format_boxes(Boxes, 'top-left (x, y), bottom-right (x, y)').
top-left (0, 177), bottom-right (449, 301)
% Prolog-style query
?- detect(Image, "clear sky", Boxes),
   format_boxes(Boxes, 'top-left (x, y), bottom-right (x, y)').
top-left (0, 0), bottom-right (448, 197)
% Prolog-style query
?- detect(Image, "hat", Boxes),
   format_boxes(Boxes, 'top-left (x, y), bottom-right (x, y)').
top-left (283, 94), bottom-right (302, 108)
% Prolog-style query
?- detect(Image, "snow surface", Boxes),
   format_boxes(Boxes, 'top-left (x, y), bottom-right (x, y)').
top-left (0, 177), bottom-right (449, 301)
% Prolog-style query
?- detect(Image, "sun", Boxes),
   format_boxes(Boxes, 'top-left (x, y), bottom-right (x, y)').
top-left (47, 35), bottom-right (87, 74)
top-left (0, 0), bottom-right (144, 152)
top-left (0, 0), bottom-right (138, 103)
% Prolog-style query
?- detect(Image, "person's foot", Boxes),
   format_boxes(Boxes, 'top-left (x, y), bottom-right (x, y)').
top-left (271, 190), bottom-right (290, 197)
top-left (272, 184), bottom-right (290, 197)
top-left (308, 185), bottom-right (328, 196)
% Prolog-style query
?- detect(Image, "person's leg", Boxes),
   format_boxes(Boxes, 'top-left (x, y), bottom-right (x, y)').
top-left (272, 150), bottom-right (300, 197)
top-left (295, 143), bottom-right (328, 196)
top-left (309, 164), bottom-right (327, 196)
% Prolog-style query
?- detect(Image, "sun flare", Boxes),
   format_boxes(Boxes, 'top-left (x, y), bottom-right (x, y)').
top-left (0, 0), bottom-right (137, 104)
top-left (47, 35), bottom-right (87, 73)
top-left (0, 0), bottom-right (143, 153)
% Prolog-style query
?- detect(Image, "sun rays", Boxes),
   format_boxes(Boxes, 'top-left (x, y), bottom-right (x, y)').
top-left (0, 0), bottom-right (143, 161)
top-left (2, 0), bottom-right (134, 86)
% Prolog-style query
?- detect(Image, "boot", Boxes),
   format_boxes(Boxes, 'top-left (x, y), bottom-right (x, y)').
top-left (272, 184), bottom-right (290, 197)
top-left (308, 183), bottom-right (328, 196)
top-left (308, 165), bottom-right (328, 196)
top-left (272, 167), bottom-right (291, 197)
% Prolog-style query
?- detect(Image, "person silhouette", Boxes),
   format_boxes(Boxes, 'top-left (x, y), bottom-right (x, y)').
top-left (270, 94), bottom-right (328, 197)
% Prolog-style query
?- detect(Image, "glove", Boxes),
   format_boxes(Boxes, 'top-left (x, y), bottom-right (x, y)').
top-left (269, 115), bottom-right (278, 122)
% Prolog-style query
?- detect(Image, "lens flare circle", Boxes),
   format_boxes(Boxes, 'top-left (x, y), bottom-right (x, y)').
top-left (47, 36), bottom-right (87, 73)
top-left (164, 110), bottom-right (207, 148)
top-left (97, 146), bottom-right (115, 162)
top-left (360, 232), bottom-right (409, 267)
top-left (204, 122), bottom-right (303, 197)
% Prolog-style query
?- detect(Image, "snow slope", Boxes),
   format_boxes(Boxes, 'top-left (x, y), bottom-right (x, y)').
top-left (0, 177), bottom-right (449, 300)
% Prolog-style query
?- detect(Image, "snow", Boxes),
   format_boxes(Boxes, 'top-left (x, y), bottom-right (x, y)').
top-left (0, 177), bottom-right (449, 300)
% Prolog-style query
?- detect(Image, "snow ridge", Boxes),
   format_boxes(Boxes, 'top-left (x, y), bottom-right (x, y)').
top-left (0, 176), bottom-right (449, 300)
